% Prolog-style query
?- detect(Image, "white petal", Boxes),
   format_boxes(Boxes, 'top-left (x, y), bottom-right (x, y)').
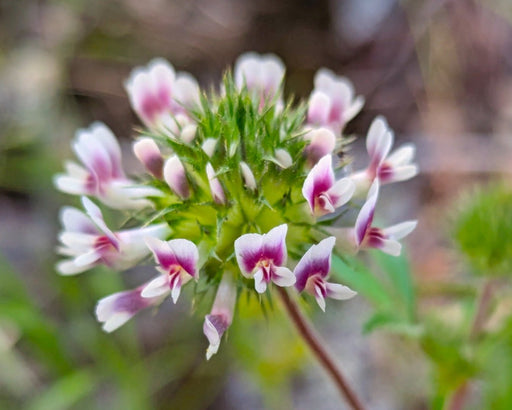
top-left (141, 275), bottom-right (169, 298)
top-left (174, 72), bottom-right (200, 109)
top-left (240, 161), bottom-right (257, 190)
top-left (386, 144), bottom-right (416, 166)
top-left (253, 268), bottom-right (267, 293)
top-left (81, 197), bottom-right (118, 247)
top-left (384, 165), bottom-right (418, 184)
top-left (376, 238), bottom-right (402, 256)
top-left (314, 284), bottom-right (326, 312)
top-left (234, 233), bottom-right (263, 276)
top-left (171, 281), bottom-right (182, 304)
top-left (59, 206), bottom-right (97, 234)
top-left (325, 283), bottom-right (357, 300)
top-left (274, 149), bottom-right (293, 169)
top-left (382, 220), bottom-right (417, 240)
top-left (343, 95), bottom-right (365, 123)
top-left (53, 175), bottom-right (88, 195)
top-left (102, 313), bottom-right (132, 333)
top-left (56, 260), bottom-right (91, 276)
top-left (73, 250), bottom-right (101, 267)
top-left (202, 138), bottom-right (217, 157)
top-left (272, 266), bottom-right (296, 287)
top-left (180, 124), bottom-right (197, 143)
top-left (366, 116), bottom-right (393, 165)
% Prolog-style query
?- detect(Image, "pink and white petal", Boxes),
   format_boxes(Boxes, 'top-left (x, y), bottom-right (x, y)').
top-left (330, 77), bottom-right (354, 105)
top-left (234, 233), bottom-right (264, 276)
top-left (274, 149), bottom-right (293, 169)
top-left (206, 163), bottom-right (226, 204)
top-left (64, 161), bottom-right (89, 179)
top-left (170, 278), bottom-right (183, 304)
top-left (141, 275), bottom-right (170, 298)
top-left (305, 127), bottom-right (336, 164)
top-left (59, 206), bottom-right (97, 234)
top-left (386, 144), bottom-right (416, 167)
top-left (316, 194), bottom-right (336, 215)
top-left (272, 266), bottom-right (296, 287)
top-left (240, 161), bottom-right (257, 190)
top-left (307, 91), bottom-right (331, 125)
top-left (133, 138), bottom-right (163, 178)
top-left (382, 220), bottom-right (417, 240)
top-left (302, 154), bottom-right (335, 212)
top-left (168, 239), bottom-right (199, 278)
top-left (314, 68), bottom-right (336, 92)
top-left (234, 53), bottom-right (260, 89)
top-left (74, 126), bottom-right (114, 181)
top-left (327, 177), bottom-right (355, 208)
top-left (253, 268), bottom-right (268, 294)
top-left (203, 313), bottom-right (231, 360)
top-left (366, 116), bottom-right (393, 165)
top-left (376, 238), bottom-right (402, 256)
top-left (145, 236), bottom-right (176, 270)
top-left (294, 238), bottom-right (334, 291)
top-left (164, 155), bottom-right (189, 199)
top-left (343, 95), bottom-right (365, 123)
top-left (81, 197), bottom-right (119, 248)
top-left (325, 282), bottom-right (357, 300)
top-left (58, 232), bottom-right (97, 249)
top-left (89, 122), bottom-right (124, 178)
top-left (261, 55), bottom-right (285, 94)
top-left (354, 180), bottom-right (379, 245)
top-left (174, 73), bottom-right (200, 109)
top-left (262, 224), bottom-right (288, 266)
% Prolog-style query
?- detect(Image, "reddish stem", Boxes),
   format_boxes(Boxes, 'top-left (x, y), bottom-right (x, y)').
top-left (277, 287), bottom-right (365, 410)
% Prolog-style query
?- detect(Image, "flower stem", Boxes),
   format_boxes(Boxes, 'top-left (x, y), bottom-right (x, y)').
top-left (277, 287), bottom-right (365, 410)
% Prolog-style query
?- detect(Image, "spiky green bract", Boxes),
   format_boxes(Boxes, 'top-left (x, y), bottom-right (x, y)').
top-left (454, 183), bottom-right (512, 276)
top-left (139, 73), bottom-right (330, 302)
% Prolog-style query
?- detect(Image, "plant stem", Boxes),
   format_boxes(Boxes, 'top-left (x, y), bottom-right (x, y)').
top-left (448, 278), bottom-right (496, 410)
top-left (277, 287), bottom-right (365, 410)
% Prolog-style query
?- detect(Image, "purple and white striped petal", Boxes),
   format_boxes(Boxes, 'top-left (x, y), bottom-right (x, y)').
top-left (164, 155), bottom-right (190, 199)
top-left (133, 138), bottom-right (163, 178)
top-left (304, 127), bottom-right (336, 166)
top-left (206, 163), bottom-right (226, 204)
top-left (95, 284), bottom-right (164, 332)
top-left (354, 180), bottom-right (379, 246)
top-left (203, 276), bottom-right (236, 360)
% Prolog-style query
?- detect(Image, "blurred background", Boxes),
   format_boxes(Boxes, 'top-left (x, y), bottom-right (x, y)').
top-left (1, 0), bottom-right (512, 409)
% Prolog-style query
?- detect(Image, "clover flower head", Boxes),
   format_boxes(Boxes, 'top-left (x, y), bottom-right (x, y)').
top-left (55, 51), bottom-right (418, 359)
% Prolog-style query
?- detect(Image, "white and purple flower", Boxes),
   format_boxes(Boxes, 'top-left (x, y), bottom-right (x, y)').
top-left (294, 237), bottom-right (356, 311)
top-left (307, 68), bottom-right (364, 133)
top-left (203, 276), bottom-right (236, 360)
top-left (125, 58), bottom-right (200, 131)
top-left (302, 154), bottom-right (355, 216)
top-left (56, 197), bottom-right (170, 275)
top-left (350, 116), bottom-right (418, 194)
top-left (143, 237), bottom-right (199, 304)
top-left (234, 224), bottom-right (296, 293)
top-left (351, 180), bottom-right (417, 256)
top-left (96, 284), bottom-right (166, 332)
top-left (54, 122), bottom-right (161, 210)
top-left (234, 52), bottom-right (285, 108)
top-left (303, 127), bottom-right (336, 166)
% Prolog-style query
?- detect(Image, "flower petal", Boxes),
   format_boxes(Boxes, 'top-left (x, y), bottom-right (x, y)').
top-left (141, 275), bottom-right (170, 298)
top-left (59, 206), bottom-right (97, 234)
top-left (261, 224), bottom-right (288, 266)
top-left (304, 127), bottom-right (336, 165)
top-left (163, 155), bottom-right (189, 199)
top-left (326, 177), bottom-right (355, 208)
top-left (81, 197), bottom-right (119, 249)
top-left (240, 161), bottom-right (257, 191)
top-left (133, 138), bottom-right (163, 178)
top-left (307, 91), bottom-right (331, 125)
top-left (366, 116), bottom-right (393, 167)
top-left (167, 238), bottom-right (199, 278)
top-left (201, 138), bottom-right (217, 157)
top-left (272, 266), bottom-right (296, 287)
top-left (325, 283), bottom-right (357, 300)
top-left (274, 149), bottom-right (293, 169)
top-left (386, 144), bottom-right (416, 167)
top-left (382, 220), bottom-right (417, 240)
top-left (234, 233), bottom-right (263, 276)
top-left (294, 237), bottom-right (335, 291)
top-left (354, 180), bottom-right (379, 245)
top-left (253, 268), bottom-right (267, 293)
top-left (302, 154), bottom-right (334, 213)
top-left (206, 163), bottom-right (226, 204)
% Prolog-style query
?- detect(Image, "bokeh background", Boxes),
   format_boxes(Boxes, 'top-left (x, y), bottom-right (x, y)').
top-left (1, 0), bottom-right (512, 409)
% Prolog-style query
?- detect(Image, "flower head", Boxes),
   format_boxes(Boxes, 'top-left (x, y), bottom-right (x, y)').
top-left (56, 197), bottom-right (170, 275)
top-left (294, 237), bottom-right (356, 311)
top-left (307, 69), bottom-right (364, 133)
top-left (54, 122), bottom-right (161, 210)
top-left (302, 155), bottom-right (355, 216)
top-left (235, 224), bottom-right (295, 293)
top-left (143, 237), bottom-right (199, 303)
